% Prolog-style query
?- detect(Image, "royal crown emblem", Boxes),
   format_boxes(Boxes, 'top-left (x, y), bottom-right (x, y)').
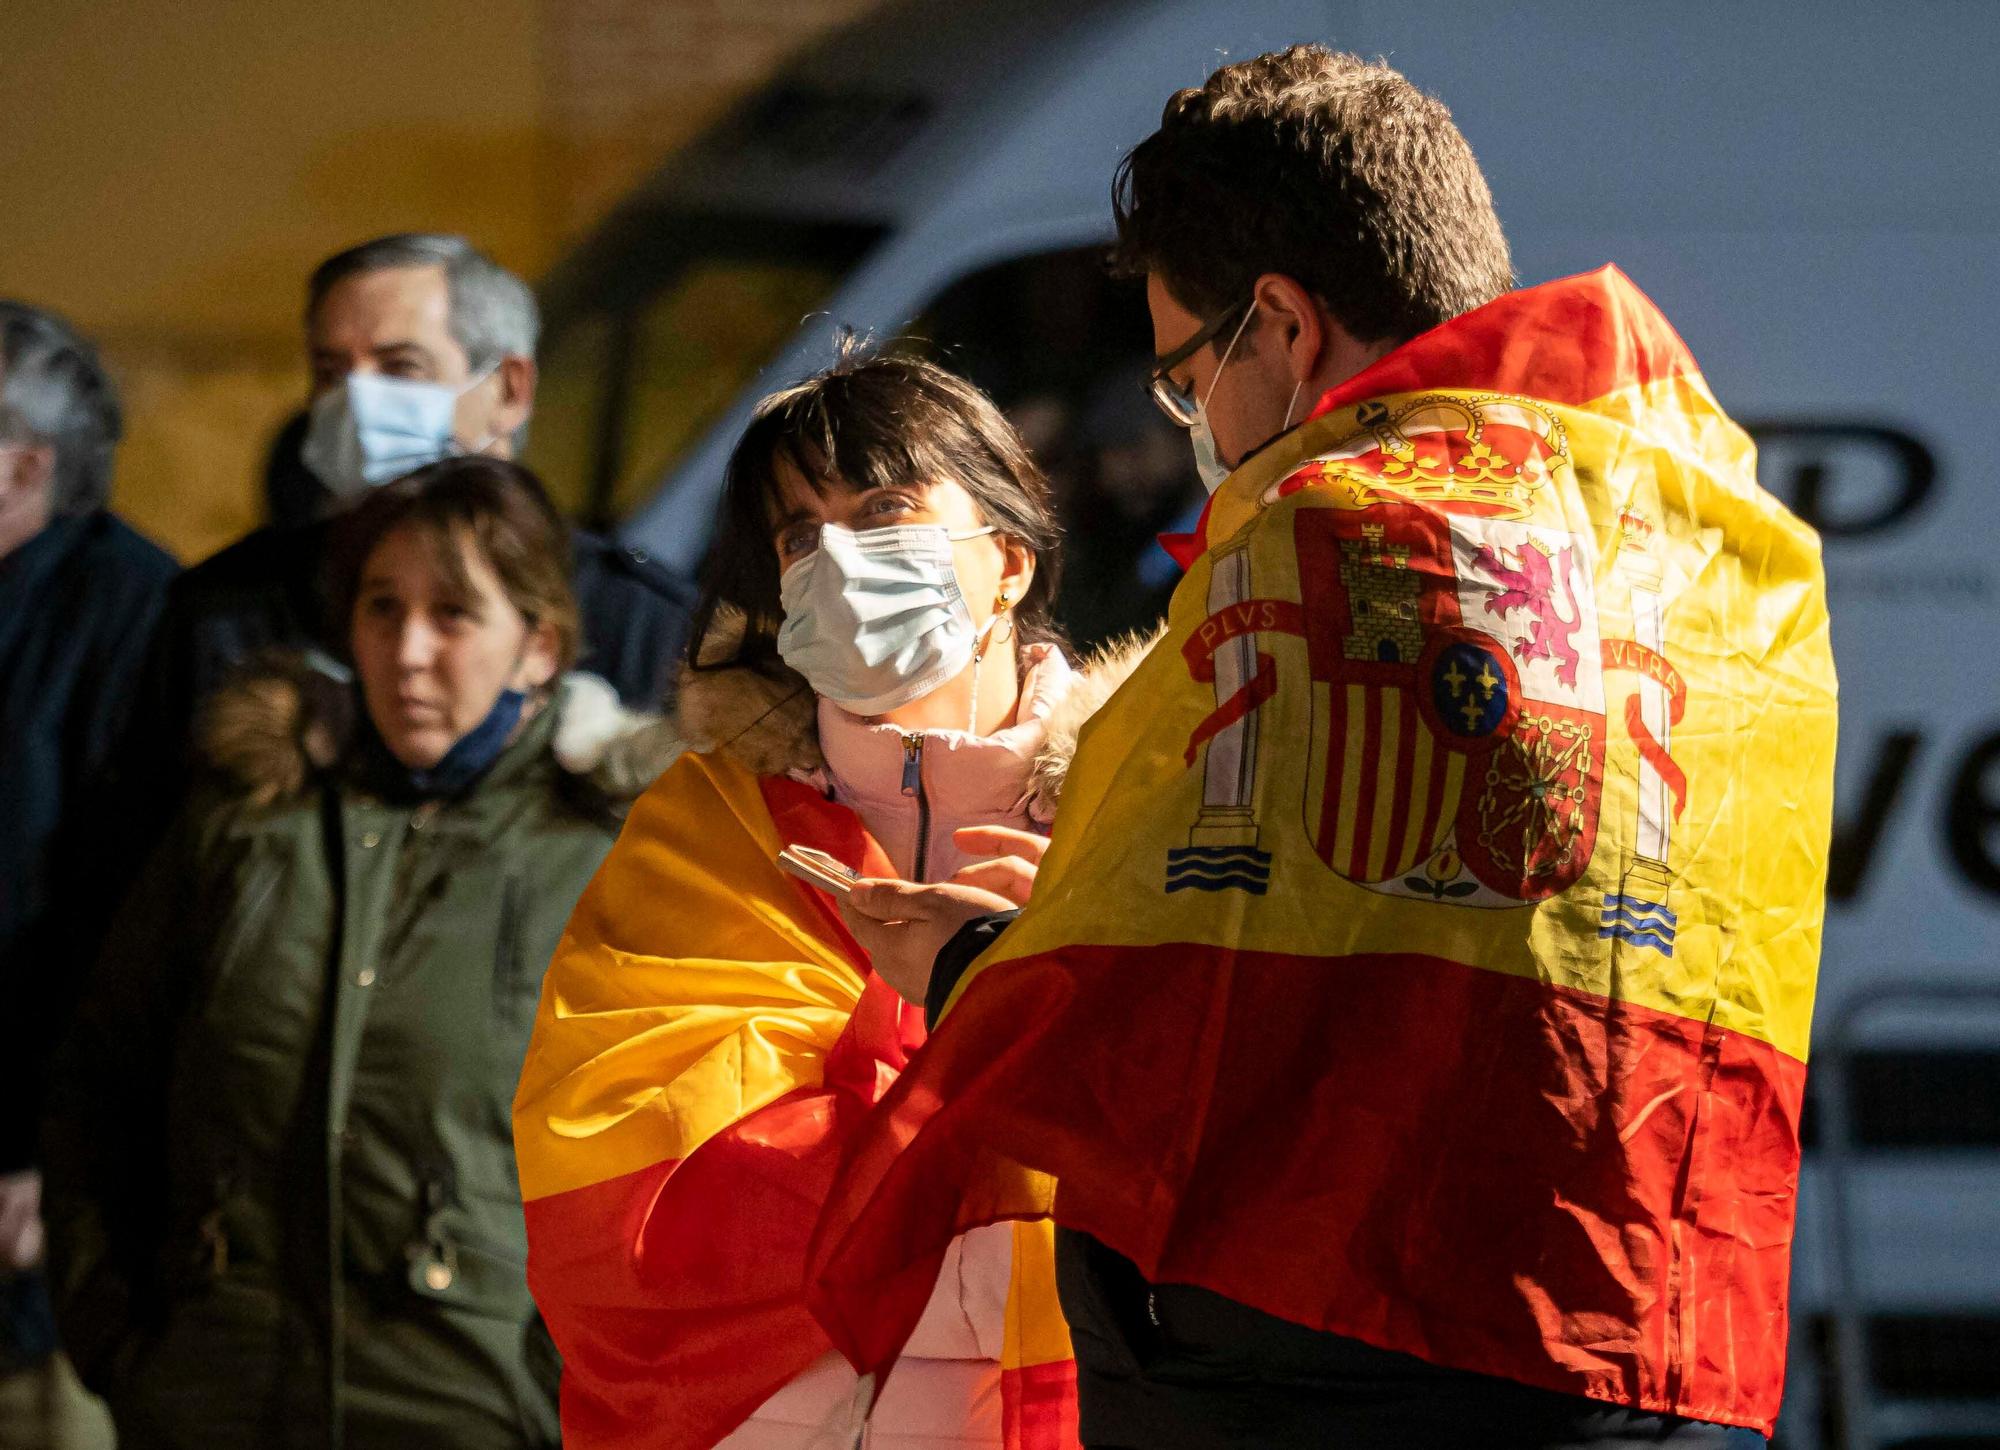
top-left (1271, 392), bottom-right (1571, 521)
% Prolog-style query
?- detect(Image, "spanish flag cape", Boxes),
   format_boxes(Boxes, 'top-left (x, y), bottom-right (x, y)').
top-left (808, 267), bottom-right (1836, 1436)
top-left (512, 749), bottom-right (1080, 1449)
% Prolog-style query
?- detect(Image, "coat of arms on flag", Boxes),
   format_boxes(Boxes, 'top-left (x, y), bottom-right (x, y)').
top-left (1174, 392), bottom-right (1609, 905)
top-left (1295, 502), bottom-right (1606, 904)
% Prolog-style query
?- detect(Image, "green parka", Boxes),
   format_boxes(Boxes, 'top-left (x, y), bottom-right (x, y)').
top-left (44, 661), bottom-right (676, 1450)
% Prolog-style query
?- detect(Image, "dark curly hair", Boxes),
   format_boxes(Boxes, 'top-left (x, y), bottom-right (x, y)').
top-left (1112, 45), bottom-right (1514, 344)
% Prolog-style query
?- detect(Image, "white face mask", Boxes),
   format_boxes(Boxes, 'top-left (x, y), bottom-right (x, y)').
top-left (300, 368), bottom-right (497, 500)
top-left (1189, 307), bottom-right (1304, 495)
top-left (776, 522), bottom-right (997, 715)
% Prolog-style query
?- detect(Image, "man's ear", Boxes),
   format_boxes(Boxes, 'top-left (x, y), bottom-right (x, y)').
top-left (1250, 273), bottom-right (1329, 384)
top-left (493, 354), bottom-right (537, 437)
top-left (0, 441), bottom-right (55, 496)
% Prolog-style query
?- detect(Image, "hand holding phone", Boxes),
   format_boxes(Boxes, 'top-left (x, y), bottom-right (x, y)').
top-left (777, 844), bottom-right (861, 896)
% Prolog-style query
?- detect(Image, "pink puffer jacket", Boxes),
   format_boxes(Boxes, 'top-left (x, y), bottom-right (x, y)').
top-left (718, 1225), bottom-right (1016, 1449)
top-left (719, 649), bottom-right (1074, 1449)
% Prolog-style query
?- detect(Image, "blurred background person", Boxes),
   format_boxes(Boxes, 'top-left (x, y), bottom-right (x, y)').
top-left (0, 300), bottom-right (172, 1450)
top-left (43, 457), bottom-right (674, 1450)
top-left (512, 349), bottom-right (1150, 1448)
top-left (259, 410), bottom-right (323, 534)
top-left (126, 232), bottom-right (697, 838)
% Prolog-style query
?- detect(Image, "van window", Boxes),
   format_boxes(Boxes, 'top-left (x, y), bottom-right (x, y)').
top-left (525, 311), bottom-right (616, 518)
top-left (914, 247), bottom-right (1200, 650)
top-left (617, 259), bottom-right (845, 521)
top-left (526, 215), bottom-right (883, 529)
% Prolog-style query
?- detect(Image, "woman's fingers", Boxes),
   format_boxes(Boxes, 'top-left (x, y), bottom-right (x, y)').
top-left (949, 855), bottom-right (1036, 907)
top-left (843, 877), bottom-right (1016, 922)
top-left (946, 826), bottom-right (1046, 908)
top-left (836, 879), bottom-right (1018, 1005)
top-left (951, 824), bottom-right (1048, 866)
top-left (833, 900), bottom-right (899, 959)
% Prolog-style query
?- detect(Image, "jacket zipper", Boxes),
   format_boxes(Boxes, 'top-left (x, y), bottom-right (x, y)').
top-left (900, 732), bottom-right (931, 883)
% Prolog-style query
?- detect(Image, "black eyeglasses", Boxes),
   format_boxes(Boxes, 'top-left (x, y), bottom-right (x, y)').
top-left (1147, 298), bottom-right (1254, 427)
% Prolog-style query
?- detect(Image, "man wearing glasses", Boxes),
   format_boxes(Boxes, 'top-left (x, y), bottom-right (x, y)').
top-left (829, 44), bottom-right (1831, 1450)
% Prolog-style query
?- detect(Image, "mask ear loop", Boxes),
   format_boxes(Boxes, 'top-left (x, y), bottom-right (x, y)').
top-left (1199, 304), bottom-right (1259, 415)
top-left (452, 363), bottom-right (507, 458)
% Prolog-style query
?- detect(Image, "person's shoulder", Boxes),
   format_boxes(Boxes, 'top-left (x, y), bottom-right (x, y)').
top-left (74, 511), bottom-right (178, 584)
top-left (570, 528), bottom-right (698, 612)
top-left (163, 522), bottom-right (332, 638)
top-left (48, 513), bottom-right (178, 634)
top-left (196, 652), bottom-right (353, 810)
top-left (538, 672), bottom-right (684, 830)
top-left (174, 521), bottom-right (325, 598)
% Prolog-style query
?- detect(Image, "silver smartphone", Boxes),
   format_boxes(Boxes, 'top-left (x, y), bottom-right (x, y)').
top-left (777, 844), bottom-right (861, 896)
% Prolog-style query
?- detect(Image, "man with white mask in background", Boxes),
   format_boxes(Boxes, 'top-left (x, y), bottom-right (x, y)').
top-left (111, 233), bottom-right (696, 859)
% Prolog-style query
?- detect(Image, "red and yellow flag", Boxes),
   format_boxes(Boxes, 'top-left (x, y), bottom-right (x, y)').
top-left (513, 750), bottom-right (1078, 1449)
top-left (808, 267), bottom-right (1836, 1437)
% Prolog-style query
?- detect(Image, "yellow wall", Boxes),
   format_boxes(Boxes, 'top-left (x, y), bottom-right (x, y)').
top-left (1, 0), bottom-right (876, 561)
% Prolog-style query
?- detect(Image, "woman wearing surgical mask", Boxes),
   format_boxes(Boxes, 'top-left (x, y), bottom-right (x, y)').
top-left (513, 346), bottom-right (1152, 1450)
top-left (44, 457), bottom-right (675, 1450)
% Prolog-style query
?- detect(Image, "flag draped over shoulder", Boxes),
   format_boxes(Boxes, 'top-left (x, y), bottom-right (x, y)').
top-left (808, 267), bottom-right (1837, 1437)
top-left (513, 749), bottom-right (1078, 1449)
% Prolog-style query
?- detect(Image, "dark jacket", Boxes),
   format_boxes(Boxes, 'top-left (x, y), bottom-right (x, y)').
top-left (43, 662), bottom-right (678, 1450)
top-left (0, 510), bottom-right (177, 1172)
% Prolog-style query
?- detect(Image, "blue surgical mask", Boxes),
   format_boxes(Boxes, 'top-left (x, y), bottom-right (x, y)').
top-left (776, 522), bottom-right (997, 715)
top-left (1189, 309), bottom-right (1305, 495)
top-left (300, 369), bottom-right (497, 499)
top-left (1189, 307), bottom-right (1256, 495)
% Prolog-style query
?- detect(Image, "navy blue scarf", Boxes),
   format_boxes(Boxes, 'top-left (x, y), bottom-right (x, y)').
top-left (360, 686), bottom-right (528, 801)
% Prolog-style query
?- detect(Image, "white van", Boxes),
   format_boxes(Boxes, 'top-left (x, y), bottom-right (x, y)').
top-left (527, 3), bottom-right (2000, 1443)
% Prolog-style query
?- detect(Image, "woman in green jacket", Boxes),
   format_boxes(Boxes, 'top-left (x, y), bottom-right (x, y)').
top-left (45, 457), bottom-right (673, 1450)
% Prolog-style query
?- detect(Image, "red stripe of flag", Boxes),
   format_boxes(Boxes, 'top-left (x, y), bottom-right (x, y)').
top-left (1347, 687), bottom-right (1383, 879)
top-left (526, 1151), bottom-right (832, 1450)
top-left (1003, 1359), bottom-right (1081, 1450)
top-left (1316, 690), bottom-right (1344, 867)
top-left (1382, 693), bottom-right (1420, 876)
top-left (812, 944), bottom-right (1802, 1435)
top-left (1308, 266), bottom-right (1697, 425)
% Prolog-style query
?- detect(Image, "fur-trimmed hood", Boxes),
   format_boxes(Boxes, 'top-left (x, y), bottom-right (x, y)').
top-left (199, 654), bottom-right (680, 808)
top-left (674, 610), bottom-right (1161, 815)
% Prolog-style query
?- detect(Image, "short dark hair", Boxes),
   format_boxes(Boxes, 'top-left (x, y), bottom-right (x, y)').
top-left (327, 456), bottom-right (579, 674)
top-left (306, 233), bottom-right (539, 369)
top-left (0, 300), bottom-right (122, 515)
top-left (1112, 45), bottom-right (1514, 345)
top-left (691, 339), bottom-right (1064, 674)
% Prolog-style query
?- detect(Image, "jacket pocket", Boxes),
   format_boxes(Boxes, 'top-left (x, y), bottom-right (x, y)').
top-left (398, 1170), bottom-right (557, 1446)
top-left (158, 1159), bottom-right (252, 1302)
